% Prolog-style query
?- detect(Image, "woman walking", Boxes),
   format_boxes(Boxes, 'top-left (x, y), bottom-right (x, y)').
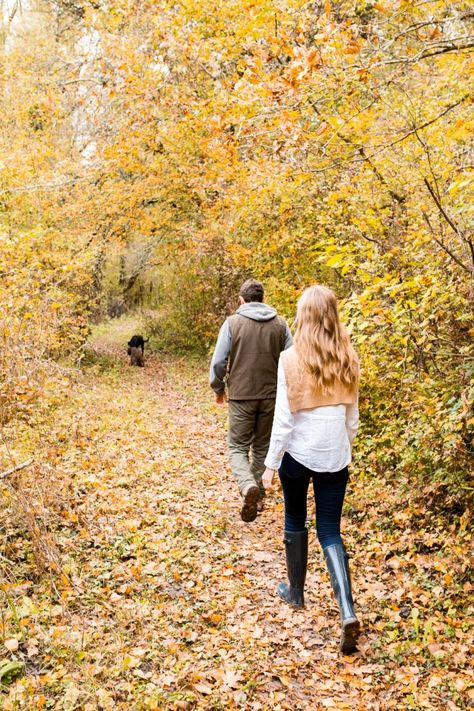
top-left (262, 285), bottom-right (360, 654)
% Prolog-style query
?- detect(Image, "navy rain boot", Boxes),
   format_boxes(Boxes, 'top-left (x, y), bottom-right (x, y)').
top-left (277, 529), bottom-right (308, 609)
top-left (324, 543), bottom-right (360, 654)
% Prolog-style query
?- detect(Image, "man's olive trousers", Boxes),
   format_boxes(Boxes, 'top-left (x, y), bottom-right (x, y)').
top-left (228, 398), bottom-right (275, 494)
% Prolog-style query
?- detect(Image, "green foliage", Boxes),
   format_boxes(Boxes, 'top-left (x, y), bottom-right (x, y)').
top-left (0, 660), bottom-right (24, 690)
top-left (143, 244), bottom-right (244, 353)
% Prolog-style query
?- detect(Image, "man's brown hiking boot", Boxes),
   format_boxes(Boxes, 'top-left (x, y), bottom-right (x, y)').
top-left (241, 484), bottom-right (260, 522)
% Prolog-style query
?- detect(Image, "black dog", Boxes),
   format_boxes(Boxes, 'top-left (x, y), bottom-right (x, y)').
top-left (127, 335), bottom-right (148, 366)
top-left (127, 335), bottom-right (148, 354)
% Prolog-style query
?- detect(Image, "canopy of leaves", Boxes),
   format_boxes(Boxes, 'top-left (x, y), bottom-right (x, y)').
top-left (2, 0), bottom-right (472, 481)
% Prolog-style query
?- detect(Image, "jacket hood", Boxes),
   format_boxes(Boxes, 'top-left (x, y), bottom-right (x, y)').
top-left (236, 302), bottom-right (277, 321)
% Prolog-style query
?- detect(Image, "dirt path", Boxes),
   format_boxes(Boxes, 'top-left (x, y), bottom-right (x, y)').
top-left (78, 331), bottom-right (358, 709)
top-left (2, 322), bottom-right (471, 710)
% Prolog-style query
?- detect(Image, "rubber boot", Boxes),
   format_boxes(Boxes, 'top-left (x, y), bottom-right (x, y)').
top-left (323, 543), bottom-right (360, 654)
top-left (277, 530), bottom-right (308, 609)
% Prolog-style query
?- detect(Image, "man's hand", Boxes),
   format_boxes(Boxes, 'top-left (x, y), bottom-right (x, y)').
top-left (262, 467), bottom-right (276, 490)
top-left (215, 392), bottom-right (227, 405)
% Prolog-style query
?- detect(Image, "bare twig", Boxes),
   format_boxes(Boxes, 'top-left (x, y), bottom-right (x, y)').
top-left (362, 38), bottom-right (474, 69)
top-left (367, 94), bottom-right (470, 158)
top-left (424, 178), bottom-right (465, 238)
top-left (0, 458), bottom-right (34, 480)
top-left (59, 78), bottom-right (106, 86)
top-left (422, 211), bottom-right (471, 274)
top-left (425, 175), bottom-right (474, 268)
top-left (0, 177), bottom-right (84, 197)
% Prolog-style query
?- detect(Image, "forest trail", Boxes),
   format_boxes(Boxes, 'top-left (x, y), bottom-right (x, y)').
top-left (2, 320), bottom-right (471, 710)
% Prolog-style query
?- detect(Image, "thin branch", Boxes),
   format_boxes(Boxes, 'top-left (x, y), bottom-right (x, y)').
top-left (59, 78), bottom-right (106, 86)
top-left (298, 95), bottom-right (470, 175)
top-left (0, 177), bottom-right (84, 197)
top-left (0, 458), bottom-right (34, 480)
top-left (365, 38), bottom-right (474, 68)
top-left (422, 210), bottom-right (471, 274)
top-left (366, 94), bottom-right (470, 159)
top-left (424, 178), bottom-right (464, 238)
top-left (379, 18), bottom-right (470, 54)
top-left (310, 101), bottom-right (405, 201)
top-left (412, 122), bottom-right (441, 202)
top-left (358, 145), bottom-right (405, 203)
top-left (7, 0), bottom-right (19, 25)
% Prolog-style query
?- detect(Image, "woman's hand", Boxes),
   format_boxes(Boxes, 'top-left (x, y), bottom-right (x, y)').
top-left (262, 467), bottom-right (276, 490)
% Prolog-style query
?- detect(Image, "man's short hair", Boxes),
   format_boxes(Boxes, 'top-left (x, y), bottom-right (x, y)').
top-left (239, 278), bottom-right (264, 303)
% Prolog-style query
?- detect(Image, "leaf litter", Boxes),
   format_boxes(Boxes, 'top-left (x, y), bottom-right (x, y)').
top-left (0, 325), bottom-right (472, 709)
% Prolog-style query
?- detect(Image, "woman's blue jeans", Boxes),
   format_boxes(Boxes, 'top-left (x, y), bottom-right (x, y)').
top-left (278, 452), bottom-right (349, 549)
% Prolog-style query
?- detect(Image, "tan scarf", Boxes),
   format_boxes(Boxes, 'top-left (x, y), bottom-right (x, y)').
top-left (281, 346), bottom-right (358, 413)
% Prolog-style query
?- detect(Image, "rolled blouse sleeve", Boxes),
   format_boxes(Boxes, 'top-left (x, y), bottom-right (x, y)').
top-left (345, 398), bottom-right (359, 444)
top-left (264, 359), bottom-right (294, 470)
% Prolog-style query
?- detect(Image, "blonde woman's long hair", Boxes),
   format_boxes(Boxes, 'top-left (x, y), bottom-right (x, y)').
top-left (293, 285), bottom-right (359, 394)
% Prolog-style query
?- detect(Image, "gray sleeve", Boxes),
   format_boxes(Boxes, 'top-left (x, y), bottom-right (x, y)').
top-left (283, 322), bottom-right (293, 350)
top-left (209, 319), bottom-right (231, 393)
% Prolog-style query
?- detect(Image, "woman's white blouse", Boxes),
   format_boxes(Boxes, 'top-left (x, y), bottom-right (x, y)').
top-left (264, 359), bottom-right (359, 472)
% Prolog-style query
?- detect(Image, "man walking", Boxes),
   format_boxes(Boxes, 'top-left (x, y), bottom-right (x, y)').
top-left (210, 279), bottom-right (292, 522)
